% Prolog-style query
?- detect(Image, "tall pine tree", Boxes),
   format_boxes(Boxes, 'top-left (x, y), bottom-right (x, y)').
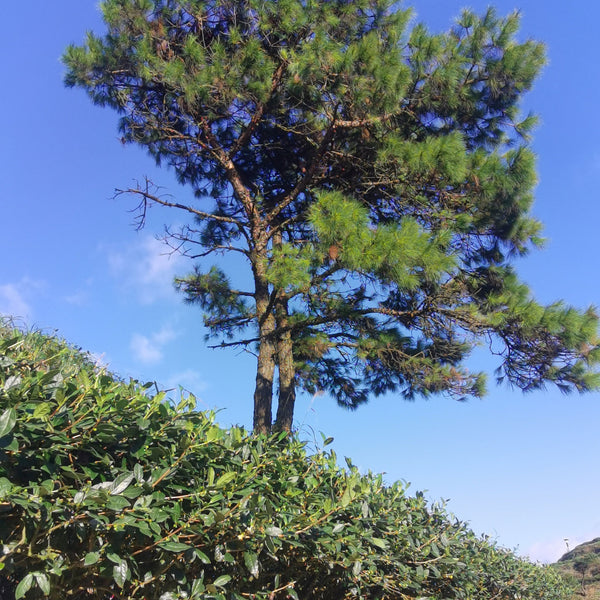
top-left (64, 0), bottom-right (600, 434)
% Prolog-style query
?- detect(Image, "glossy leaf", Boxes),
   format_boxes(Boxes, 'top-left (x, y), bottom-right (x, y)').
top-left (0, 408), bottom-right (16, 438)
top-left (15, 574), bottom-right (33, 599)
top-left (213, 575), bottom-right (232, 587)
top-left (244, 551), bottom-right (260, 578)
top-left (113, 559), bottom-right (130, 588)
top-left (159, 541), bottom-right (193, 553)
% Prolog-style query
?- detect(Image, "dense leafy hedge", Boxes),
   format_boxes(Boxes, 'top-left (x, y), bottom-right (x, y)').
top-left (0, 323), bottom-right (573, 599)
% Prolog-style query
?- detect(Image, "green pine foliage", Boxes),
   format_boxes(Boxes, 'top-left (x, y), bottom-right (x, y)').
top-left (0, 324), bottom-right (575, 599)
top-left (63, 0), bottom-right (600, 432)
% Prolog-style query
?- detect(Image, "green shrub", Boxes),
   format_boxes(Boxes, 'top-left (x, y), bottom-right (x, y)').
top-left (0, 324), bottom-right (573, 599)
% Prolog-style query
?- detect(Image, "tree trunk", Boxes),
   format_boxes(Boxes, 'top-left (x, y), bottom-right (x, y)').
top-left (274, 297), bottom-right (296, 432)
top-left (252, 263), bottom-right (276, 435)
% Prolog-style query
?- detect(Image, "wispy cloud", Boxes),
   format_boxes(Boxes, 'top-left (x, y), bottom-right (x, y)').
top-left (64, 290), bottom-right (89, 306)
top-left (0, 278), bottom-right (43, 320)
top-left (106, 235), bottom-right (185, 304)
top-left (526, 529), bottom-right (600, 564)
top-left (164, 369), bottom-right (207, 396)
top-left (130, 325), bottom-right (177, 365)
top-left (526, 538), bottom-right (571, 564)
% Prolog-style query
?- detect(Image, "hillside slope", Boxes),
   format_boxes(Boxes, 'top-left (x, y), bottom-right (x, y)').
top-left (554, 539), bottom-right (600, 599)
top-left (0, 321), bottom-right (575, 599)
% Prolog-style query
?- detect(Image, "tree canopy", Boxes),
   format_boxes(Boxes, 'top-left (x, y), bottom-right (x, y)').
top-left (64, 0), bottom-right (600, 434)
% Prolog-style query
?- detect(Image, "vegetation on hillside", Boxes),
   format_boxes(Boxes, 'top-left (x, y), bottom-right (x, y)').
top-left (553, 538), bottom-right (600, 600)
top-left (0, 321), bottom-right (574, 599)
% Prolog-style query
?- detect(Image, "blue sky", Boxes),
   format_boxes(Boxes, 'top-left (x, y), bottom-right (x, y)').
top-left (3, 1), bottom-right (600, 563)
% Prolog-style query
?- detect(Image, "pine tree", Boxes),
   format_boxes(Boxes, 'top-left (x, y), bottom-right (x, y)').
top-left (64, 0), bottom-right (600, 434)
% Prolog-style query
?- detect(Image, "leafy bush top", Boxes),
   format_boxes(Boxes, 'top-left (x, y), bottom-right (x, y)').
top-left (0, 322), bottom-right (572, 599)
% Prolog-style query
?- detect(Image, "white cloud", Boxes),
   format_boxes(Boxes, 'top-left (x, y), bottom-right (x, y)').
top-left (0, 278), bottom-right (42, 320)
top-left (526, 538), bottom-right (572, 564)
top-left (106, 235), bottom-right (185, 304)
top-left (164, 369), bottom-right (207, 396)
top-left (130, 325), bottom-right (177, 365)
top-left (64, 290), bottom-right (89, 306)
top-left (525, 530), bottom-right (600, 564)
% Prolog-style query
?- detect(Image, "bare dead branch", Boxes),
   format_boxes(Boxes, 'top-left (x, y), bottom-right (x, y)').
top-left (116, 179), bottom-right (243, 229)
top-left (208, 337), bottom-right (260, 349)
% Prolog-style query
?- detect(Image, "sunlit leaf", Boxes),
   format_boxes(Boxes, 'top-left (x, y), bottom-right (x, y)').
top-left (84, 552), bottom-right (100, 565)
top-left (244, 551), bottom-right (259, 578)
top-left (113, 559), bottom-right (130, 588)
top-left (215, 471), bottom-right (236, 488)
top-left (0, 408), bottom-right (17, 438)
top-left (159, 541), bottom-right (193, 553)
top-left (34, 572), bottom-right (50, 595)
top-left (15, 574), bottom-right (33, 599)
top-left (213, 574), bottom-right (231, 587)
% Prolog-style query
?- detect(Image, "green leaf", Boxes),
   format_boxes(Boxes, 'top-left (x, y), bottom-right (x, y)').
top-left (34, 572), bottom-right (50, 595)
top-left (113, 559), bottom-right (130, 588)
top-left (369, 537), bottom-right (388, 550)
top-left (107, 495), bottom-right (130, 511)
top-left (264, 535), bottom-right (277, 554)
top-left (0, 477), bottom-right (12, 498)
top-left (3, 375), bottom-right (21, 391)
top-left (194, 549), bottom-right (211, 564)
top-left (107, 552), bottom-right (122, 564)
top-left (84, 552), bottom-right (100, 565)
top-left (0, 408), bottom-right (17, 438)
top-left (15, 573), bottom-right (34, 599)
top-left (110, 472), bottom-right (134, 495)
top-left (215, 471), bottom-right (236, 488)
top-left (265, 526), bottom-right (283, 537)
top-left (213, 574), bottom-right (231, 587)
top-left (0, 355), bottom-right (14, 367)
top-left (340, 486), bottom-right (353, 508)
top-left (159, 541), bottom-right (193, 553)
top-left (33, 403), bottom-right (52, 419)
top-left (332, 523), bottom-right (345, 534)
top-left (244, 550), bottom-right (259, 577)
top-left (191, 578), bottom-right (206, 597)
top-left (1, 435), bottom-right (18, 451)
top-left (133, 463), bottom-right (144, 482)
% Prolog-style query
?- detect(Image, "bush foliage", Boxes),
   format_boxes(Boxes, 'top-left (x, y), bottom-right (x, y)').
top-left (0, 322), bottom-right (572, 599)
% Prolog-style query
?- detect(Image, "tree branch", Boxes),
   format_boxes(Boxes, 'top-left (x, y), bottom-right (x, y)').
top-left (208, 337), bottom-right (260, 349)
top-left (116, 179), bottom-right (243, 230)
top-left (197, 118), bottom-right (262, 236)
top-left (228, 61), bottom-right (287, 158)
top-left (268, 119), bottom-right (337, 223)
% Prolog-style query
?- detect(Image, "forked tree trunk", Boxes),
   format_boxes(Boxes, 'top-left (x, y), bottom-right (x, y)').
top-left (252, 266), bottom-right (276, 435)
top-left (274, 297), bottom-right (296, 432)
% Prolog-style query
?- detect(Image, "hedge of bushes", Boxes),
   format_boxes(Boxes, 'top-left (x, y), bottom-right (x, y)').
top-left (0, 322), bottom-right (573, 599)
